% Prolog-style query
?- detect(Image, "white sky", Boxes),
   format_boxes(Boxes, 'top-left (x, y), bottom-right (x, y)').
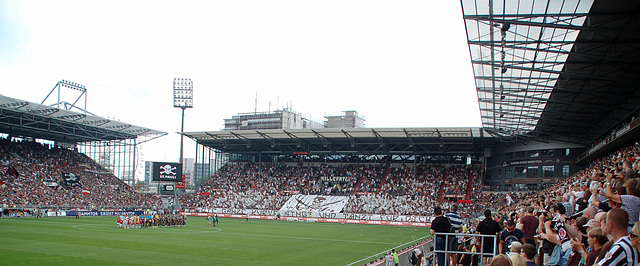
top-left (0, 0), bottom-right (481, 173)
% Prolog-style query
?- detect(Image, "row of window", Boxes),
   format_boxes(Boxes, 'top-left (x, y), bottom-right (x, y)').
top-left (501, 165), bottom-right (570, 177)
top-left (504, 148), bottom-right (571, 160)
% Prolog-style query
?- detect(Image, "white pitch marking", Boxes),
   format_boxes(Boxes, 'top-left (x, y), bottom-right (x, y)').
top-left (345, 235), bottom-right (430, 266)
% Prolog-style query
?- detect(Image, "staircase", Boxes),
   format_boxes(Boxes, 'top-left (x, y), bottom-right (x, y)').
top-left (376, 167), bottom-right (392, 194)
top-left (465, 174), bottom-right (473, 200)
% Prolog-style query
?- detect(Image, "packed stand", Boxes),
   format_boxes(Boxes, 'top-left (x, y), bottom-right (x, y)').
top-left (184, 162), bottom-right (482, 217)
top-left (470, 140), bottom-right (640, 266)
top-left (0, 137), bottom-right (161, 211)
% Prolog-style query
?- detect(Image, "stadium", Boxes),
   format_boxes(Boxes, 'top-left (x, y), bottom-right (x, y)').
top-left (2, 0), bottom-right (640, 265)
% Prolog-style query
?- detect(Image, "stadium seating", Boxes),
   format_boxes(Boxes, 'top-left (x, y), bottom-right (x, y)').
top-left (3, 134), bottom-right (640, 227)
top-left (0, 137), bottom-right (160, 212)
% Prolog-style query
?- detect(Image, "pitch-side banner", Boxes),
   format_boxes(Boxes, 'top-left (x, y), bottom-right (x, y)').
top-left (47, 211), bottom-right (143, 217)
top-left (279, 194), bottom-right (348, 213)
top-left (188, 208), bottom-right (431, 223)
top-left (182, 212), bottom-right (431, 227)
top-left (152, 162), bottom-right (182, 182)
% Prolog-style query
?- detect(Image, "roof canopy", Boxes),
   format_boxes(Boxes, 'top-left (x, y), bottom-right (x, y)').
top-left (0, 94), bottom-right (166, 143)
top-left (462, 0), bottom-right (640, 145)
top-left (184, 128), bottom-right (495, 155)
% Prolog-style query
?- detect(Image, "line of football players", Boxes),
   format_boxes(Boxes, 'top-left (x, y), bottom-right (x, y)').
top-left (117, 214), bottom-right (186, 228)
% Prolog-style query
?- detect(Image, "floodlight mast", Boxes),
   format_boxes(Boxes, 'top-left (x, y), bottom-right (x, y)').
top-left (172, 78), bottom-right (193, 209)
top-left (41, 80), bottom-right (88, 113)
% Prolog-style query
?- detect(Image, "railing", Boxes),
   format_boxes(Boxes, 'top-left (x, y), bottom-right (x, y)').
top-left (432, 232), bottom-right (497, 266)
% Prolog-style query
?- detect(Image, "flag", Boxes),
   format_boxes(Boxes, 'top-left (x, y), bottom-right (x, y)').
top-left (7, 167), bottom-right (19, 177)
top-left (505, 194), bottom-right (514, 206)
top-left (61, 173), bottom-right (81, 188)
top-left (82, 189), bottom-right (91, 195)
top-left (43, 179), bottom-right (59, 187)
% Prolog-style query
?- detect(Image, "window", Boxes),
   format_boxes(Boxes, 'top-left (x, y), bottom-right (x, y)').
top-left (505, 168), bottom-right (514, 175)
top-left (562, 165), bottom-right (570, 177)
top-left (527, 166), bottom-right (539, 176)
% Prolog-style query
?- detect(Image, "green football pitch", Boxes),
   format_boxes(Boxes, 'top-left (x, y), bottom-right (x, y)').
top-left (1, 216), bottom-right (430, 265)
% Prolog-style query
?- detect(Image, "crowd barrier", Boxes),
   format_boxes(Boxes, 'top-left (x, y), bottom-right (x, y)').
top-left (432, 232), bottom-right (497, 266)
top-left (369, 239), bottom-right (433, 266)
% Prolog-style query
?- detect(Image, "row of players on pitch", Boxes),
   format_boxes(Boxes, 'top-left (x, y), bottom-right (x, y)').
top-left (117, 214), bottom-right (186, 228)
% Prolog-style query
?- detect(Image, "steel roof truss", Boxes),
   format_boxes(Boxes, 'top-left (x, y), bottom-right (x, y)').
top-left (311, 129), bottom-right (330, 148)
top-left (283, 130), bottom-right (303, 148)
top-left (371, 129), bottom-right (385, 148)
top-left (229, 131), bottom-right (251, 148)
top-left (256, 130), bottom-right (276, 148)
top-left (341, 129), bottom-right (356, 147)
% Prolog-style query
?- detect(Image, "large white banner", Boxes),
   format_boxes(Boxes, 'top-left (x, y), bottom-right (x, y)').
top-left (280, 194), bottom-right (348, 213)
top-left (186, 208), bottom-right (431, 223)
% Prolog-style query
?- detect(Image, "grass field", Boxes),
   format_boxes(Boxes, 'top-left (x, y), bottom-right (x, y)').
top-left (1, 216), bottom-right (430, 265)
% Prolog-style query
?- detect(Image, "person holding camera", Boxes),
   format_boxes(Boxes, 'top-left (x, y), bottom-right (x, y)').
top-left (601, 177), bottom-right (640, 233)
top-left (539, 203), bottom-right (576, 266)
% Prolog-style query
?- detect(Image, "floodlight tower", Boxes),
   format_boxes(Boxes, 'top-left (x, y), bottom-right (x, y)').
top-left (173, 78), bottom-right (193, 202)
top-left (41, 80), bottom-right (90, 114)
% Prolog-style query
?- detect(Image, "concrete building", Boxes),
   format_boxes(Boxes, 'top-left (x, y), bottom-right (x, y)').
top-left (224, 109), bottom-right (324, 130)
top-left (325, 110), bottom-right (365, 128)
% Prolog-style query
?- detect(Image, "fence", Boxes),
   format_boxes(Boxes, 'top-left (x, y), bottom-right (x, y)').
top-left (431, 232), bottom-right (497, 266)
top-left (368, 238), bottom-right (433, 266)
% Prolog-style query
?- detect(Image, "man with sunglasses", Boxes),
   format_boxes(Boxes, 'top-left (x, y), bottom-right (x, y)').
top-left (596, 208), bottom-right (638, 266)
top-left (499, 220), bottom-right (525, 255)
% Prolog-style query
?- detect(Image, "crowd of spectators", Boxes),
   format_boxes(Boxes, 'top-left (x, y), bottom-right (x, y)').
top-left (0, 135), bottom-right (499, 218)
top-left (470, 141), bottom-right (640, 266)
top-left (178, 162), bottom-right (481, 216)
top-left (0, 137), bottom-right (160, 212)
top-left (7, 125), bottom-right (640, 266)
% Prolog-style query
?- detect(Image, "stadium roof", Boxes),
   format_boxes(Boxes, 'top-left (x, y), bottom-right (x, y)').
top-left (183, 128), bottom-right (496, 155)
top-left (462, 0), bottom-right (640, 145)
top-left (0, 94), bottom-right (167, 143)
